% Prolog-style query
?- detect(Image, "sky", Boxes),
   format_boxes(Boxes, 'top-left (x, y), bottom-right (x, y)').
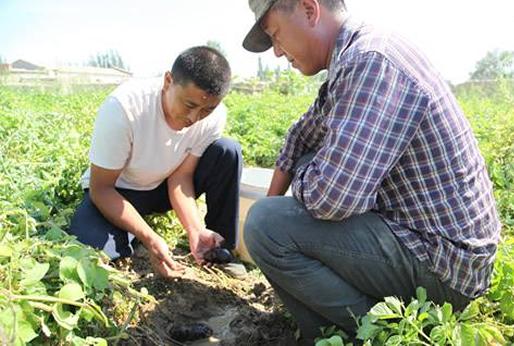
top-left (0, 0), bottom-right (513, 84)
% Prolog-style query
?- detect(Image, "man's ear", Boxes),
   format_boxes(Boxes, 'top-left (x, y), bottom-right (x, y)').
top-left (301, 0), bottom-right (321, 27)
top-left (163, 71), bottom-right (174, 90)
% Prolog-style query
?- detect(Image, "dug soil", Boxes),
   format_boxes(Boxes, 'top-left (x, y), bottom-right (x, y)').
top-left (114, 245), bottom-right (297, 346)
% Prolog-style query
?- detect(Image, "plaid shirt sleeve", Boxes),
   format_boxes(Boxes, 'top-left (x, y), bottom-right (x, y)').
top-left (275, 82), bottom-right (329, 173)
top-left (292, 52), bottom-right (430, 220)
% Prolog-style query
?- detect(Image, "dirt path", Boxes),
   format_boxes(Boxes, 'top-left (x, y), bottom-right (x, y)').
top-left (114, 247), bottom-right (297, 346)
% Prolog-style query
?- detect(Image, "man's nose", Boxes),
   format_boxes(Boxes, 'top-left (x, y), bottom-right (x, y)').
top-left (188, 110), bottom-right (200, 123)
top-left (273, 43), bottom-right (284, 58)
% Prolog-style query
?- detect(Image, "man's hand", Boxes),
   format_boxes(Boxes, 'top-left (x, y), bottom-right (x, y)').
top-left (89, 165), bottom-right (184, 278)
top-left (188, 228), bottom-right (225, 265)
top-left (144, 234), bottom-right (185, 278)
top-left (166, 155), bottom-right (224, 265)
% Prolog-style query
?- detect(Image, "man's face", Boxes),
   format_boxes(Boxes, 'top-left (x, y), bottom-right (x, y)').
top-left (261, 4), bottom-right (320, 76)
top-left (162, 72), bottom-right (221, 131)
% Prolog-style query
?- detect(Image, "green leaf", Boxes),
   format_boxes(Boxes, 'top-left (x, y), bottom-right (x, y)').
top-left (376, 330), bottom-right (391, 344)
top-left (84, 337), bottom-right (108, 346)
top-left (458, 301), bottom-right (479, 321)
top-left (487, 286), bottom-right (503, 301)
top-left (59, 256), bottom-right (80, 282)
top-left (77, 258), bottom-right (95, 288)
top-left (20, 262), bottom-right (49, 286)
top-left (78, 258), bottom-right (109, 291)
top-left (356, 315), bottom-right (383, 340)
top-left (441, 302), bottom-right (453, 323)
top-left (430, 325), bottom-right (447, 344)
top-left (476, 327), bottom-right (491, 346)
top-left (0, 306), bottom-right (15, 327)
top-left (416, 287), bottom-right (427, 304)
top-left (499, 294), bottom-right (514, 319)
top-left (429, 307), bottom-right (444, 323)
top-left (404, 299), bottom-right (419, 319)
top-left (480, 324), bottom-right (506, 344)
top-left (23, 281), bottom-right (47, 296)
top-left (459, 323), bottom-right (477, 346)
top-left (62, 244), bottom-right (88, 260)
top-left (28, 201), bottom-right (50, 221)
top-left (385, 335), bottom-right (402, 346)
top-left (44, 226), bottom-right (67, 241)
top-left (419, 301), bottom-right (432, 314)
top-left (17, 319), bottom-right (39, 343)
top-left (418, 312), bottom-right (429, 322)
top-left (451, 324), bottom-right (462, 345)
top-left (0, 244), bottom-right (13, 258)
top-left (52, 303), bottom-right (80, 330)
top-left (321, 325), bottom-right (337, 336)
top-left (59, 282), bottom-right (85, 301)
top-left (384, 296), bottom-right (403, 315)
top-left (315, 335), bottom-right (344, 346)
top-left (71, 335), bottom-right (88, 346)
top-left (0, 305), bottom-right (38, 343)
top-left (369, 302), bottom-right (402, 319)
top-left (73, 335), bottom-right (108, 346)
top-left (80, 307), bottom-right (95, 322)
top-left (94, 268), bottom-right (109, 290)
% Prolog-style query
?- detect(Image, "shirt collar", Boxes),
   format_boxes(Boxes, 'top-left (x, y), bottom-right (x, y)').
top-left (327, 15), bottom-right (365, 81)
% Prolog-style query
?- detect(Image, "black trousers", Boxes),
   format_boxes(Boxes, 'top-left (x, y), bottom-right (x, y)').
top-left (68, 138), bottom-right (242, 259)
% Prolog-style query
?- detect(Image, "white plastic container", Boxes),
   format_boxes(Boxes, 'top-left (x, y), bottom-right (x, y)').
top-left (236, 167), bottom-right (290, 263)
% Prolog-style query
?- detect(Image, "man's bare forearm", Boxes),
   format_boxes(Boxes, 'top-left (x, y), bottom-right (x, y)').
top-left (267, 167), bottom-right (292, 196)
top-left (167, 174), bottom-right (204, 236)
top-left (89, 187), bottom-right (156, 244)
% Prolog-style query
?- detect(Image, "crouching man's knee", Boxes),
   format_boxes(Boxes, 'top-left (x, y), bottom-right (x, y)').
top-left (244, 196), bottom-right (296, 263)
top-left (207, 137), bottom-right (242, 164)
top-left (244, 198), bottom-right (270, 258)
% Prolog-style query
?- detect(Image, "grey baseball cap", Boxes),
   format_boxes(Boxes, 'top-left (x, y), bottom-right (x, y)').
top-left (242, 0), bottom-right (279, 52)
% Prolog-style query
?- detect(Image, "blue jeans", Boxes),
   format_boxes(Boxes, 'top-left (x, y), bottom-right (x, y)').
top-left (68, 138), bottom-right (242, 259)
top-left (244, 198), bottom-right (470, 342)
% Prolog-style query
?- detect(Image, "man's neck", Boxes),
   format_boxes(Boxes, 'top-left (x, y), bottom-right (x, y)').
top-left (323, 11), bottom-right (348, 70)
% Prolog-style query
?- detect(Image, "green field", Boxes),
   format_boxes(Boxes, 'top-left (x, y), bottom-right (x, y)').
top-left (0, 79), bottom-right (513, 345)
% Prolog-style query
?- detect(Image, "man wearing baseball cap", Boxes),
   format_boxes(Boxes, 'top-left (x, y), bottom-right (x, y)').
top-left (242, 0), bottom-right (500, 343)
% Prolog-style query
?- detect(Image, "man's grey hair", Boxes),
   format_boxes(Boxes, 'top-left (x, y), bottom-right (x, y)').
top-left (271, 0), bottom-right (346, 13)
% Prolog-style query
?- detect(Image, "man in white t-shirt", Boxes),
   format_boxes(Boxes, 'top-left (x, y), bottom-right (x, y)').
top-left (69, 46), bottom-right (241, 278)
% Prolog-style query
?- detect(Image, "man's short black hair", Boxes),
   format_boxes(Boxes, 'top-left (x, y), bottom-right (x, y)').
top-left (171, 46), bottom-right (231, 97)
top-left (273, 0), bottom-right (346, 13)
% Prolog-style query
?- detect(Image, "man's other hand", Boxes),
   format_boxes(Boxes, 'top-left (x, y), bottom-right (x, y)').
top-left (145, 234), bottom-right (185, 278)
top-left (188, 228), bottom-right (225, 265)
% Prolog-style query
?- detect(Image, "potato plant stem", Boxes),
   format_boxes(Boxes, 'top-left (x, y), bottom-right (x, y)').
top-left (2, 290), bottom-right (109, 326)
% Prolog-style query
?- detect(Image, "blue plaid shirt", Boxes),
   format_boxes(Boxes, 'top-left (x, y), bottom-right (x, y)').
top-left (276, 18), bottom-right (501, 298)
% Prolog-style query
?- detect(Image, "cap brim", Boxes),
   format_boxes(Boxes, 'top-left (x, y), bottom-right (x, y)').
top-left (243, 21), bottom-right (272, 53)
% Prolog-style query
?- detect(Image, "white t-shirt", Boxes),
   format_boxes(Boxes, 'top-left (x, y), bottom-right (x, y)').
top-left (80, 77), bottom-right (226, 190)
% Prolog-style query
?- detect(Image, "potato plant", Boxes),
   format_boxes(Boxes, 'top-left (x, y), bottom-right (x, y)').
top-left (0, 78), bottom-right (513, 345)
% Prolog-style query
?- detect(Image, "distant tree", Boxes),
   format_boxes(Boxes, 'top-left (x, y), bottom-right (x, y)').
top-left (272, 70), bottom-right (310, 95)
top-left (206, 40), bottom-right (226, 57)
top-left (256, 57), bottom-right (274, 81)
top-left (274, 65), bottom-right (281, 80)
top-left (0, 55), bottom-right (6, 78)
top-left (470, 50), bottom-right (514, 80)
top-left (257, 57), bottom-right (264, 79)
top-left (88, 49), bottom-right (128, 70)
